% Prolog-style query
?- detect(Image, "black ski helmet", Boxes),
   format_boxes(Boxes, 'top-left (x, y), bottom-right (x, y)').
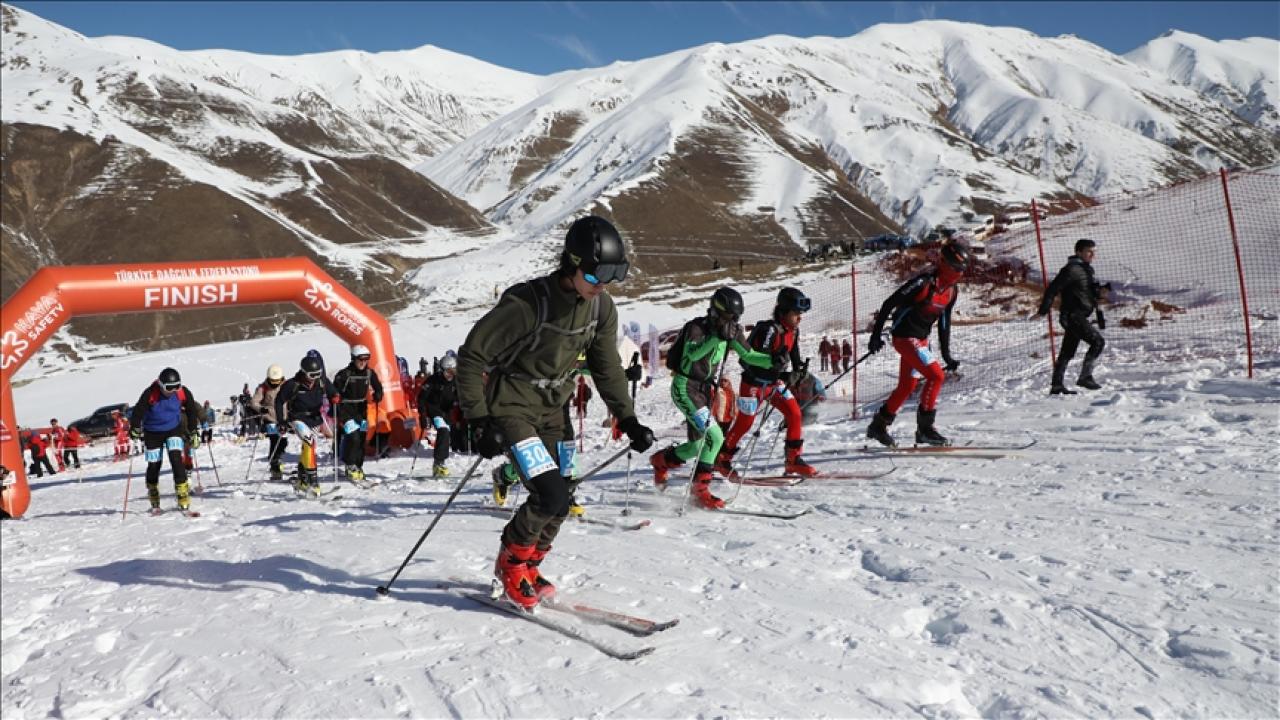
top-left (940, 241), bottom-right (970, 272)
top-left (776, 287), bottom-right (811, 313)
top-left (300, 355), bottom-right (323, 379)
top-left (158, 367), bottom-right (181, 390)
top-left (709, 287), bottom-right (745, 320)
top-left (562, 215), bottom-right (629, 283)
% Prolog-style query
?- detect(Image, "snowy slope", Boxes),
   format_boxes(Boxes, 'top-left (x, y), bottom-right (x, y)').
top-left (421, 22), bottom-right (1279, 238)
top-left (3, 318), bottom-right (1276, 718)
top-left (6, 150), bottom-right (1280, 715)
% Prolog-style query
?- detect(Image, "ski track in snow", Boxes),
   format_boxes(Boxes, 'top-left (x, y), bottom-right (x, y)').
top-left (3, 352), bottom-right (1278, 718)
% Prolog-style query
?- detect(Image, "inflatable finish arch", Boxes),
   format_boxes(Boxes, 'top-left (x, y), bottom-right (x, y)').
top-left (1, 258), bottom-right (414, 519)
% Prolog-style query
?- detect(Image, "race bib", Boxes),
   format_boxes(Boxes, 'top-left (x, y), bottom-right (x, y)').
top-left (165, 436), bottom-right (185, 452)
top-left (736, 396), bottom-right (759, 416)
top-left (343, 419), bottom-right (360, 435)
top-left (433, 417), bottom-right (447, 429)
top-left (513, 437), bottom-right (557, 479)
top-left (145, 448), bottom-right (163, 462)
top-left (558, 441), bottom-right (577, 478)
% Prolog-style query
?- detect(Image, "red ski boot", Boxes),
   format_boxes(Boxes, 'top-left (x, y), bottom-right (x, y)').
top-left (526, 546), bottom-right (556, 601)
top-left (650, 446), bottom-right (682, 489)
top-left (784, 439), bottom-right (819, 477)
top-left (713, 446), bottom-right (740, 479)
top-left (691, 467), bottom-right (725, 510)
top-left (493, 540), bottom-right (539, 609)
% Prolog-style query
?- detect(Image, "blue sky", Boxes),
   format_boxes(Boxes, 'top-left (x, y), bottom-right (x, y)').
top-left (11, 1), bottom-right (1279, 74)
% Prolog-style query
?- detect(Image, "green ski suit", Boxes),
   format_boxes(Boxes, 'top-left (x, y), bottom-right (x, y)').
top-left (669, 316), bottom-right (771, 465)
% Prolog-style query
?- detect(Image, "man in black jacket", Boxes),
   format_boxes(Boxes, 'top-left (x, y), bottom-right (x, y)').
top-left (333, 344), bottom-right (384, 483)
top-left (417, 353), bottom-right (460, 478)
top-left (274, 355), bottom-right (339, 495)
top-left (1038, 238), bottom-right (1107, 393)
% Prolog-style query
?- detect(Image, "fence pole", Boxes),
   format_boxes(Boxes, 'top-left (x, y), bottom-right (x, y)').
top-left (1030, 199), bottom-right (1057, 365)
top-left (1218, 168), bottom-right (1255, 379)
top-left (850, 262), bottom-right (859, 419)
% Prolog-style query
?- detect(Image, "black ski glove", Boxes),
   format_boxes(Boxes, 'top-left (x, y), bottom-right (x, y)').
top-left (717, 318), bottom-right (741, 341)
top-left (624, 364), bottom-right (643, 383)
top-left (472, 417), bottom-right (505, 459)
top-left (129, 427), bottom-right (143, 440)
top-left (1095, 309), bottom-right (1106, 330)
top-left (868, 334), bottom-right (885, 354)
top-left (944, 358), bottom-right (961, 373)
top-left (618, 416), bottom-right (655, 453)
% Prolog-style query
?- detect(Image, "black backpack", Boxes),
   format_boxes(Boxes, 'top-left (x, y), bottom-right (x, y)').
top-left (664, 322), bottom-right (692, 373)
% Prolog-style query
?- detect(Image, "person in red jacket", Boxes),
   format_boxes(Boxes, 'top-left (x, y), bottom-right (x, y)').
top-left (49, 419), bottom-right (68, 472)
top-left (63, 426), bottom-right (85, 469)
top-left (112, 410), bottom-right (131, 461)
top-left (714, 287), bottom-right (818, 478)
top-left (27, 432), bottom-right (56, 477)
top-left (864, 241), bottom-right (970, 447)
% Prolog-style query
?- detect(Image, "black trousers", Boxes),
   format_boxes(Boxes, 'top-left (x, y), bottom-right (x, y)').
top-left (29, 454), bottom-right (55, 477)
top-left (143, 429), bottom-right (188, 487)
top-left (62, 449), bottom-right (80, 468)
top-left (337, 407), bottom-right (367, 468)
top-left (1053, 312), bottom-right (1106, 385)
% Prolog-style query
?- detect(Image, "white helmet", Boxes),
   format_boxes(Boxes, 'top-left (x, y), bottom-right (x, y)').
top-left (350, 344), bottom-right (371, 359)
top-left (440, 354), bottom-right (458, 371)
top-left (267, 364), bottom-right (285, 381)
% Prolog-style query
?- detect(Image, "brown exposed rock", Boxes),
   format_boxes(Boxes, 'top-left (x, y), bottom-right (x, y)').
top-left (1, 122), bottom-right (491, 351)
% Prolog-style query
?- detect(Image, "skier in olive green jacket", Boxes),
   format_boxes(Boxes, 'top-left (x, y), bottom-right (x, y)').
top-left (457, 215), bottom-right (656, 610)
top-left (650, 287), bottom-right (773, 509)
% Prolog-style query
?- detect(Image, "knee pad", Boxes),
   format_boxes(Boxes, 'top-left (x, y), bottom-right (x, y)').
top-left (527, 468), bottom-right (571, 517)
top-left (165, 436), bottom-right (184, 452)
top-left (512, 437), bottom-right (557, 481)
top-left (292, 421), bottom-right (314, 444)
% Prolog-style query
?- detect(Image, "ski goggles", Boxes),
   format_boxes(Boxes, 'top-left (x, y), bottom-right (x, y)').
top-left (304, 370), bottom-right (323, 380)
top-left (583, 261), bottom-right (629, 286)
top-left (160, 381), bottom-right (181, 392)
top-left (786, 297), bottom-right (812, 312)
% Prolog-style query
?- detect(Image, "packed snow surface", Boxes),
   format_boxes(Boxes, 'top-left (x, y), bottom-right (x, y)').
top-left (3, 329), bottom-right (1277, 717)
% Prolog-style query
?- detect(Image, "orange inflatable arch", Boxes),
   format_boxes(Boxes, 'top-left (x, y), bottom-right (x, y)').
top-left (1, 258), bottom-right (414, 519)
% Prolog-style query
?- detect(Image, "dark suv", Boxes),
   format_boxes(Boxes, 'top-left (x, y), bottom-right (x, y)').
top-left (69, 403), bottom-right (131, 439)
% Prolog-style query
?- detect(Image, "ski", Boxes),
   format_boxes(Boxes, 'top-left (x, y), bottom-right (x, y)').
top-left (181, 509), bottom-right (202, 518)
top-left (456, 590), bottom-right (655, 661)
top-left (719, 507), bottom-right (811, 520)
top-left (445, 577), bottom-right (674, 636)
top-left (744, 467), bottom-right (897, 482)
top-left (148, 508), bottom-right (201, 517)
top-left (726, 475), bottom-right (805, 487)
top-left (859, 446), bottom-right (1008, 459)
top-left (574, 516), bottom-right (652, 531)
top-left (542, 597), bottom-right (678, 637)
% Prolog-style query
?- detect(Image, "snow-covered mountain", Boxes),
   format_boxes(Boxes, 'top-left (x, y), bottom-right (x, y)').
top-left (1127, 30), bottom-right (1280, 133)
top-left (1, 4), bottom-right (539, 346)
top-left (422, 22), bottom-right (1279, 257)
top-left (2, 3), bottom-right (1277, 349)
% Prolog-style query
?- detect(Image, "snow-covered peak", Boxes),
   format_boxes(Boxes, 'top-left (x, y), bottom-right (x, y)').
top-left (1126, 30), bottom-right (1280, 130)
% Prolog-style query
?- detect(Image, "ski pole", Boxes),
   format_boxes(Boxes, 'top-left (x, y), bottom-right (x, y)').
top-left (677, 359), bottom-right (728, 517)
top-left (204, 441), bottom-right (222, 486)
top-left (375, 455), bottom-right (485, 598)
top-left (621, 352), bottom-right (641, 517)
top-left (191, 452), bottom-right (205, 495)
top-left (242, 431), bottom-right (261, 483)
top-left (121, 453), bottom-right (135, 522)
top-left (406, 430), bottom-right (422, 479)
